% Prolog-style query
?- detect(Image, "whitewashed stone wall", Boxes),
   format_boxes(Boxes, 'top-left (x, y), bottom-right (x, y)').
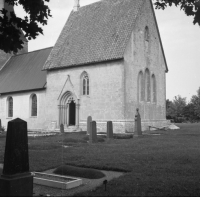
top-left (0, 90), bottom-right (46, 131)
top-left (45, 62), bottom-right (125, 133)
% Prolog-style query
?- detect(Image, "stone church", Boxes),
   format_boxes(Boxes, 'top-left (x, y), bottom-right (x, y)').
top-left (0, 0), bottom-right (168, 133)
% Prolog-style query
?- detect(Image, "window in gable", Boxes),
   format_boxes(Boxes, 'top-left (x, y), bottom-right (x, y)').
top-left (145, 26), bottom-right (149, 42)
top-left (144, 26), bottom-right (150, 56)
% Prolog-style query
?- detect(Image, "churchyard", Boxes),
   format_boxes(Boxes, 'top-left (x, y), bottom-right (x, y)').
top-left (1, 122), bottom-right (200, 196)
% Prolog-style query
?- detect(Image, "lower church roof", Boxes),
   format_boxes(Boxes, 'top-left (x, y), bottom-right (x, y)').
top-left (0, 47), bottom-right (52, 94)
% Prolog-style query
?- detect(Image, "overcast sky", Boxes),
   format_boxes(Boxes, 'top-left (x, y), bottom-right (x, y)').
top-left (15, 0), bottom-right (200, 102)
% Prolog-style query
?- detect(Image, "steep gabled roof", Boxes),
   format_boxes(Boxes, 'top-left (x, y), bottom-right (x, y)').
top-left (43, 0), bottom-right (143, 70)
top-left (0, 47), bottom-right (52, 94)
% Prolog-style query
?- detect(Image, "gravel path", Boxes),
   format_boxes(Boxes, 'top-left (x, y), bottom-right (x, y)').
top-left (33, 168), bottom-right (124, 196)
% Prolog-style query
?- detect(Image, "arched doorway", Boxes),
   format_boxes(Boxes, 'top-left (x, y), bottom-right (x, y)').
top-left (68, 100), bottom-right (76, 126)
top-left (58, 91), bottom-right (80, 128)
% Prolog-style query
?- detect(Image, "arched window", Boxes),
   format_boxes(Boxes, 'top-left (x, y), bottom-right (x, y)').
top-left (8, 97), bottom-right (13, 117)
top-left (145, 26), bottom-right (149, 55)
top-left (82, 72), bottom-right (89, 95)
top-left (145, 26), bottom-right (149, 42)
top-left (138, 71), bottom-right (144, 102)
top-left (31, 94), bottom-right (37, 116)
top-left (152, 74), bottom-right (156, 103)
top-left (145, 68), bottom-right (151, 102)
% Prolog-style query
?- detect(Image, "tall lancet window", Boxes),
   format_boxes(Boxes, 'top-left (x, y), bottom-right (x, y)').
top-left (138, 71), bottom-right (144, 102)
top-left (8, 97), bottom-right (13, 117)
top-left (82, 72), bottom-right (89, 95)
top-left (31, 94), bottom-right (37, 116)
top-left (145, 26), bottom-right (150, 54)
top-left (145, 68), bottom-right (151, 102)
top-left (152, 74), bottom-right (157, 103)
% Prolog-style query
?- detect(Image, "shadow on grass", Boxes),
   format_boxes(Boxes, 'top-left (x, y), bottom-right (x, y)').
top-left (53, 165), bottom-right (106, 179)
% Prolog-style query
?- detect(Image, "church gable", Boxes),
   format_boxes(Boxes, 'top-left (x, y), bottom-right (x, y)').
top-left (43, 0), bottom-right (144, 70)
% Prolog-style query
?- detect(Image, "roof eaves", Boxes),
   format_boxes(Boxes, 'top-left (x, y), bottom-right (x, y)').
top-left (0, 87), bottom-right (46, 95)
top-left (44, 57), bottom-right (124, 71)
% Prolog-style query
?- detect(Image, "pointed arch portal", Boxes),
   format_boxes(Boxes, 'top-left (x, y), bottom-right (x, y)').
top-left (58, 91), bottom-right (80, 128)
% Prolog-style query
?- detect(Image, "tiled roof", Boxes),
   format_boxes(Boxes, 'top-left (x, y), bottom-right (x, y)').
top-left (0, 47), bottom-right (52, 94)
top-left (43, 0), bottom-right (143, 70)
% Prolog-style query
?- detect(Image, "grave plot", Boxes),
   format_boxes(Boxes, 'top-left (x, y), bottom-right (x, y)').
top-left (33, 172), bottom-right (82, 189)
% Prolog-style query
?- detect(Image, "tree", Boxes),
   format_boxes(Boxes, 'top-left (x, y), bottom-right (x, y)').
top-left (153, 0), bottom-right (200, 26)
top-left (0, 0), bottom-right (51, 53)
top-left (166, 99), bottom-right (173, 119)
top-left (166, 95), bottom-right (187, 122)
top-left (190, 87), bottom-right (200, 119)
top-left (183, 102), bottom-right (197, 122)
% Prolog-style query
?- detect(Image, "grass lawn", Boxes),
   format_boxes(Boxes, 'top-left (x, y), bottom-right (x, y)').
top-left (1, 123), bottom-right (200, 196)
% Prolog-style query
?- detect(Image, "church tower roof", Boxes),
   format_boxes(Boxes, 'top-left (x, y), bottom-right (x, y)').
top-left (43, 0), bottom-right (143, 70)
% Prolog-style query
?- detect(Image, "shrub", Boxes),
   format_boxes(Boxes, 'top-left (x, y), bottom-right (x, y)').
top-left (53, 165), bottom-right (105, 179)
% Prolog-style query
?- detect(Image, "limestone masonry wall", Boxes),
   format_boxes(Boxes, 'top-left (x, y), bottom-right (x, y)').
top-left (0, 90), bottom-right (46, 131)
top-left (123, 0), bottom-right (168, 131)
top-left (45, 62), bottom-right (125, 132)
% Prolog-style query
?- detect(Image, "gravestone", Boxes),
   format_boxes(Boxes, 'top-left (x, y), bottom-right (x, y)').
top-left (60, 123), bottom-right (64, 133)
top-left (107, 121), bottom-right (113, 139)
top-left (87, 116), bottom-right (92, 135)
top-left (134, 108), bottom-right (142, 137)
top-left (0, 118), bottom-right (33, 196)
top-left (89, 121), bottom-right (97, 143)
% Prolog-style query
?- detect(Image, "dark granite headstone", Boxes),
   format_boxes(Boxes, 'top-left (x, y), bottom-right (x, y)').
top-left (60, 123), bottom-right (64, 133)
top-left (107, 121), bottom-right (113, 139)
top-left (134, 108), bottom-right (142, 137)
top-left (0, 118), bottom-right (33, 196)
top-left (87, 116), bottom-right (92, 135)
top-left (89, 121), bottom-right (97, 143)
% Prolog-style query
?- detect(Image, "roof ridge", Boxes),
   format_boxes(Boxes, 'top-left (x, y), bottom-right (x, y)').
top-left (13, 46), bottom-right (53, 57)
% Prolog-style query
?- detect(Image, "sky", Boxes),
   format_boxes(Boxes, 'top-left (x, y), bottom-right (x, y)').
top-left (15, 0), bottom-right (200, 102)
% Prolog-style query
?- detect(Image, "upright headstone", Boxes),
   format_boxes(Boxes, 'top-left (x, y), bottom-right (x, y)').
top-left (89, 121), bottom-right (97, 143)
top-left (107, 121), bottom-right (113, 139)
top-left (0, 118), bottom-right (33, 197)
top-left (134, 108), bottom-right (142, 137)
top-left (60, 123), bottom-right (64, 133)
top-left (87, 116), bottom-right (92, 135)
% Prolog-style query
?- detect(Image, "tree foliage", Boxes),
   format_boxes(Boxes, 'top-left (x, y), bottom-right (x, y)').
top-left (167, 87), bottom-right (200, 123)
top-left (153, 0), bottom-right (200, 26)
top-left (0, 0), bottom-right (51, 53)
top-left (166, 95), bottom-right (187, 122)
